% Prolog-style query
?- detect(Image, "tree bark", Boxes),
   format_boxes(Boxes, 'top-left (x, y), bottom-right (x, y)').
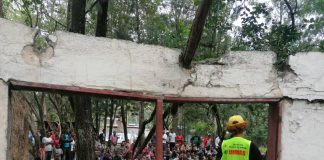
top-left (70, 0), bottom-right (86, 33)
top-left (74, 96), bottom-right (95, 160)
top-left (95, 0), bottom-right (109, 37)
top-left (179, 0), bottom-right (212, 69)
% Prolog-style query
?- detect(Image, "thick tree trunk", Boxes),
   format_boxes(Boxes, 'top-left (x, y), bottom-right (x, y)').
top-left (95, 0), bottom-right (109, 37)
top-left (70, 0), bottom-right (86, 34)
top-left (121, 101), bottom-right (128, 141)
top-left (8, 92), bottom-right (31, 160)
top-left (69, 2), bottom-right (91, 158)
top-left (179, 0), bottom-right (212, 69)
top-left (74, 96), bottom-right (95, 160)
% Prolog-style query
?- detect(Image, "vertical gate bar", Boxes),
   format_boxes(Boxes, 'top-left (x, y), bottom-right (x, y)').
top-left (155, 98), bottom-right (164, 160)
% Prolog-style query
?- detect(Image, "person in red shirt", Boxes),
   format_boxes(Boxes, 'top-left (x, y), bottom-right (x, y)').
top-left (176, 133), bottom-right (183, 145)
top-left (202, 133), bottom-right (211, 149)
top-left (53, 134), bottom-right (60, 147)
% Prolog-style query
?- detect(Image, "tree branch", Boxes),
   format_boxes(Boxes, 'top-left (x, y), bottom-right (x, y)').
top-left (85, 0), bottom-right (99, 14)
top-left (179, 0), bottom-right (213, 69)
top-left (283, 0), bottom-right (296, 29)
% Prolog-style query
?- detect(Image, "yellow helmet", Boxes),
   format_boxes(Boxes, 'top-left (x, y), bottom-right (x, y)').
top-left (227, 115), bottom-right (246, 127)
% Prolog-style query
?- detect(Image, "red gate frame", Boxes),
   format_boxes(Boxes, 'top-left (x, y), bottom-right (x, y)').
top-left (9, 80), bottom-right (282, 160)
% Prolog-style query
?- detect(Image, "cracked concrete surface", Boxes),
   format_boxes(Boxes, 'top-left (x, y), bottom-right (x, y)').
top-left (281, 100), bottom-right (324, 159)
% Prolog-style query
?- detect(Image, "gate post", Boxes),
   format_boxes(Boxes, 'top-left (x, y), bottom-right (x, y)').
top-left (155, 98), bottom-right (163, 160)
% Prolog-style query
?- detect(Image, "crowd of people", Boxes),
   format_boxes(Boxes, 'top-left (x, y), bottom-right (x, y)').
top-left (94, 128), bottom-right (222, 160)
top-left (35, 130), bottom-right (76, 160)
top-left (33, 115), bottom-right (264, 160)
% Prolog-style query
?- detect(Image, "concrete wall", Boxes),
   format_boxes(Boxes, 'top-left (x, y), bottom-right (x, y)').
top-left (0, 18), bottom-right (281, 98)
top-left (0, 80), bottom-right (8, 160)
top-left (281, 99), bottom-right (324, 159)
top-left (1, 18), bottom-right (324, 160)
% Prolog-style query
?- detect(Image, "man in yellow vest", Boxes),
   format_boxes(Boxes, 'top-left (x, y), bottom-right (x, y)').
top-left (220, 115), bottom-right (262, 160)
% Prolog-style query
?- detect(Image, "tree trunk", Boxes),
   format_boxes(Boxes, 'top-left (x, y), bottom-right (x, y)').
top-left (95, 100), bottom-right (100, 134)
top-left (34, 92), bottom-right (46, 137)
top-left (69, 2), bottom-right (91, 158)
top-left (108, 100), bottom-right (115, 139)
top-left (0, 0), bottom-right (4, 18)
top-left (70, 0), bottom-right (86, 33)
top-left (121, 101), bottom-right (128, 141)
top-left (8, 92), bottom-right (31, 160)
top-left (179, 0), bottom-right (212, 69)
top-left (95, 0), bottom-right (109, 37)
top-left (171, 103), bottom-right (179, 133)
top-left (138, 102), bottom-right (145, 145)
top-left (74, 96), bottom-right (95, 160)
top-left (103, 100), bottom-right (108, 134)
top-left (135, 0), bottom-right (141, 42)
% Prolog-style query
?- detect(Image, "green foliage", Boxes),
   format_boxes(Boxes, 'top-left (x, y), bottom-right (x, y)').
top-left (320, 40), bottom-right (324, 52)
top-left (268, 25), bottom-right (301, 70)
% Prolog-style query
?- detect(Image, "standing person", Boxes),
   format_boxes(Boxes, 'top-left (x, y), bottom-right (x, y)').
top-left (202, 133), bottom-right (211, 150)
top-left (162, 131), bottom-right (168, 152)
top-left (110, 131), bottom-right (118, 146)
top-left (70, 135), bottom-right (76, 160)
top-left (37, 144), bottom-right (46, 160)
top-left (42, 131), bottom-right (53, 160)
top-left (169, 129), bottom-right (177, 151)
top-left (61, 130), bottom-right (72, 160)
top-left (176, 133), bottom-right (183, 146)
top-left (53, 145), bottom-right (64, 160)
top-left (220, 115), bottom-right (262, 160)
top-left (190, 133), bottom-right (201, 148)
top-left (215, 136), bottom-right (221, 149)
top-left (99, 129), bottom-right (106, 144)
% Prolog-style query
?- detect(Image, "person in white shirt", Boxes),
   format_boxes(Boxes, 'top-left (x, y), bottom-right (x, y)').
top-left (42, 132), bottom-right (53, 160)
top-left (163, 131), bottom-right (168, 152)
top-left (169, 129), bottom-right (177, 151)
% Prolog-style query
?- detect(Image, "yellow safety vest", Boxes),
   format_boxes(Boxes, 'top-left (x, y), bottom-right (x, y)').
top-left (221, 137), bottom-right (251, 160)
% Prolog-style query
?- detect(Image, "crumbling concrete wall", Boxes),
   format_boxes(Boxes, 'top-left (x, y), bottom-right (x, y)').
top-left (0, 80), bottom-right (8, 160)
top-left (1, 18), bottom-right (324, 160)
top-left (279, 52), bottom-right (324, 101)
top-left (0, 18), bottom-right (280, 98)
top-left (280, 99), bottom-right (324, 159)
